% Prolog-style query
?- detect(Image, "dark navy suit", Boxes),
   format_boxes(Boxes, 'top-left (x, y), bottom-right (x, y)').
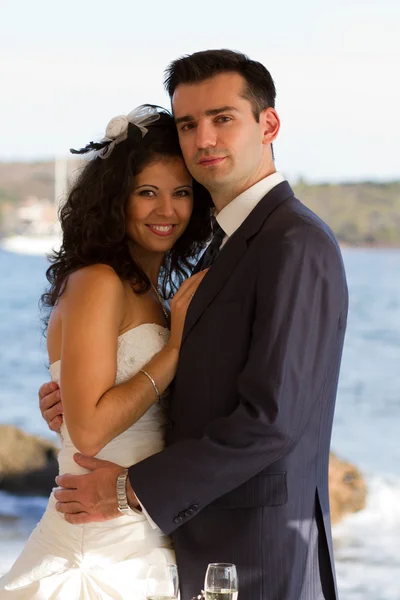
top-left (129, 181), bottom-right (348, 600)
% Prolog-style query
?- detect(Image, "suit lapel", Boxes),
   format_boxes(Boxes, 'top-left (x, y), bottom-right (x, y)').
top-left (182, 232), bottom-right (247, 344)
top-left (182, 181), bottom-right (295, 343)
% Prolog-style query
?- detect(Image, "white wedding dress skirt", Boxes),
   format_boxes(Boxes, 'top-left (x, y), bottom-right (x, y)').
top-left (0, 324), bottom-right (175, 599)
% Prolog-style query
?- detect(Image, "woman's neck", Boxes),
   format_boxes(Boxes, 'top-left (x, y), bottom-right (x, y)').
top-left (130, 245), bottom-right (164, 287)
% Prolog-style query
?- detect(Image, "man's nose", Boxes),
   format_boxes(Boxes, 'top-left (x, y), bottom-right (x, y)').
top-left (195, 121), bottom-right (217, 149)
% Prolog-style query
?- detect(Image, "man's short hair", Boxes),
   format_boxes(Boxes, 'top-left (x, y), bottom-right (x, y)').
top-left (164, 49), bottom-right (276, 122)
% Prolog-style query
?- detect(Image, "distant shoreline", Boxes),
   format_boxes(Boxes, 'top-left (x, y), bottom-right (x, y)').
top-left (339, 242), bottom-right (400, 250)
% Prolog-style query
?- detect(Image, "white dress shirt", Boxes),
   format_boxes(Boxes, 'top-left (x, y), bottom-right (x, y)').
top-left (216, 171), bottom-right (285, 246)
top-left (136, 171), bottom-right (286, 528)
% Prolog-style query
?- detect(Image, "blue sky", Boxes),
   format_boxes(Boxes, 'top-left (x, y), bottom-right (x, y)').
top-left (0, 0), bottom-right (399, 182)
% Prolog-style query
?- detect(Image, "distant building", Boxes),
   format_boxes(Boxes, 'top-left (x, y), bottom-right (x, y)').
top-left (14, 196), bottom-right (59, 236)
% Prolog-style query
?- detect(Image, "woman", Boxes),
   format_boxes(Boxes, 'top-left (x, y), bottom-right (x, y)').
top-left (0, 105), bottom-right (212, 599)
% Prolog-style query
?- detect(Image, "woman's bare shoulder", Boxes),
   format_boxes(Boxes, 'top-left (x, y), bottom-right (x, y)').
top-left (63, 264), bottom-right (125, 298)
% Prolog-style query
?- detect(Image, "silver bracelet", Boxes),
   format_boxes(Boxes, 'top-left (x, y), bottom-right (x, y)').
top-left (140, 369), bottom-right (161, 401)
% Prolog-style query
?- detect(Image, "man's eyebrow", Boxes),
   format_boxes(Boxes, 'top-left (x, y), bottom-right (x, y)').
top-left (175, 106), bottom-right (238, 125)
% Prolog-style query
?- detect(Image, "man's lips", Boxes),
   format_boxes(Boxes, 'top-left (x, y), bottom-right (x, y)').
top-left (198, 157), bottom-right (226, 167)
top-left (145, 224), bottom-right (177, 237)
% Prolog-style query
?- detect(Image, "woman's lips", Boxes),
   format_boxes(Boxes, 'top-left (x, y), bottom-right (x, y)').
top-left (146, 224), bottom-right (177, 237)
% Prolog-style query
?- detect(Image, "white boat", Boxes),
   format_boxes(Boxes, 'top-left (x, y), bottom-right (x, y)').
top-left (0, 234), bottom-right (61, 256)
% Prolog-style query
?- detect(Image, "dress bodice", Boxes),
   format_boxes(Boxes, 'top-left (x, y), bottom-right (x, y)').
top-left (49, 323), bottom-right (170, 476)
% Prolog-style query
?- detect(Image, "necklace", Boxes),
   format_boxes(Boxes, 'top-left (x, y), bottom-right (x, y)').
top-left (151, 282), bottom-right (169, 324)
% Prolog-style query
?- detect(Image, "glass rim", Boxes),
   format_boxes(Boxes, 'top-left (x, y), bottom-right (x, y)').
top-left (207, 562), bottom-right (236, 568)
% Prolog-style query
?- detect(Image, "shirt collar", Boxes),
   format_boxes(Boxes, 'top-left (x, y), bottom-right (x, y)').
top-left (216, 172), bottom-right (286, 238)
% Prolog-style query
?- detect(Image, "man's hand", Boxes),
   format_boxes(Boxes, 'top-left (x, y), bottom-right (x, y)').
top-left (39, 381), bottom-right (63, 432)
top-left (54, 454), bottom-right (140, 524)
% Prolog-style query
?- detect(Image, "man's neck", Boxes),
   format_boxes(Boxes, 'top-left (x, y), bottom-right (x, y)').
top-left (212, 166), bottom-right (277, 213)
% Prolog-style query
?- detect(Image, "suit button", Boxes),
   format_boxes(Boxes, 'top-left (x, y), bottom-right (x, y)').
top-left (173, 516), bottom-right (183, 524)
top-left (191, 504), bottom-right (199, 511)
top-left (184, 509), bottom-right (193, 517)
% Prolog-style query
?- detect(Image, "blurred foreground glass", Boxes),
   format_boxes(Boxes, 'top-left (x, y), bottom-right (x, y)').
top-left (146, 563), bottom-right (179, 600)
top-left (204, 563), bottom-right (238, 600)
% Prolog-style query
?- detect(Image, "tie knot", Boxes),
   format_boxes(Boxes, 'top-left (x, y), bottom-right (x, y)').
top-left (198, 219), bottom-right (226, 270)
top-left (211, 219), bottom-right (225, 244)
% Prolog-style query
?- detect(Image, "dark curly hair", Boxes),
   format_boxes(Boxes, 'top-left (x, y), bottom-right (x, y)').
top-left (41, 105), bottom-right (213, 323)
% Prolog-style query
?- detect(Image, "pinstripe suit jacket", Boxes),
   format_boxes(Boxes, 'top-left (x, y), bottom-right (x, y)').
top-left (129, 181), bottom-right (348, 600)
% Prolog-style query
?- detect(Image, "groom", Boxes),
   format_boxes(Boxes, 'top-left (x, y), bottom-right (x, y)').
top-left (39, 49), bottom-right (348, 599)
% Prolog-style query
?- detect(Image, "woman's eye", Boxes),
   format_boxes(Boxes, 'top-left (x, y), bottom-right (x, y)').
top-left (175, 190), bottom-right (191, 197)
top-left (139, 190), bottom-right (156, 197)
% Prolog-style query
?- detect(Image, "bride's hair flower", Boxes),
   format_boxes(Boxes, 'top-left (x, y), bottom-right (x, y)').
top-left (105, 115), bottom-right (130, 139)
top-left (70, 105), bottom-right (161, 159)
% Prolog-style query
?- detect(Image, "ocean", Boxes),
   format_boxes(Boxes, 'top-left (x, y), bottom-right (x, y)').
top-left (0, 248), bottom-right (399, 599)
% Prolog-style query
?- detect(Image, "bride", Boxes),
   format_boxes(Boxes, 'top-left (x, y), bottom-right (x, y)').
top-left (0, 105), bottom-right (212, 599)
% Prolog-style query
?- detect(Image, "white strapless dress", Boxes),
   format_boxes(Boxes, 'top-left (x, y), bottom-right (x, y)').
top-left (0, 323), bottom-right (175, 600)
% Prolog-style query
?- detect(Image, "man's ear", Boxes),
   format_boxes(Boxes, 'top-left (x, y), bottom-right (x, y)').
top-left (260, 107), bottom-right (280, 145)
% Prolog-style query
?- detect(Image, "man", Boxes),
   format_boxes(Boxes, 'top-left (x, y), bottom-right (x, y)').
top-left (39, 49), bottom-right (348, 599)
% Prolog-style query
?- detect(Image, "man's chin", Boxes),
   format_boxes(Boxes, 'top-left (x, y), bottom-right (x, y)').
top-left (194, 169), bottom-right (231, 188)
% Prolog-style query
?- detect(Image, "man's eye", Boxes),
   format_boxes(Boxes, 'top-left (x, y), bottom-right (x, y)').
top-left (216, 116), bottom-right (231, 123)
top-left (181, 123), bottom-right (195, 132)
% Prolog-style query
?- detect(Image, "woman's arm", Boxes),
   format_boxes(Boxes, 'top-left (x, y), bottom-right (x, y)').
top-left (57, 264), bottom-right (178, 457)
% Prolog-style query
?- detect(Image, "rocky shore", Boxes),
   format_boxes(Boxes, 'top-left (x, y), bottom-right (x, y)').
top-left (0, 425), bottom-right (59, 496)
top-left (0, 425), bottom-right (367, 524)
top-left (328, 451), bottom-right (367, 524)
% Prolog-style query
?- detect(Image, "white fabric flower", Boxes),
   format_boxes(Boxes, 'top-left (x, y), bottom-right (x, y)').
top-left (98, 105), bottom-right (161, 159)
top-left (105, 115), bottom-right (130, 140)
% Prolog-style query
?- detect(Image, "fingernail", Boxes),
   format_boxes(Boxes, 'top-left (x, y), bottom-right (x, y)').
top-left (55, 477), bottom-right (59, 485)
top-left (56, 391), bottom-right (61, 400)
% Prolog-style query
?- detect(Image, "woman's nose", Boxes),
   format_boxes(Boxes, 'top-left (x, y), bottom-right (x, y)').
top-left (156, 195), bottom-right (175, 217)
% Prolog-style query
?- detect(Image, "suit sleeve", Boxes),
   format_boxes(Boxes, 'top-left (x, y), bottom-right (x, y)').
top-left (128, 225), bottom-right (347, 534)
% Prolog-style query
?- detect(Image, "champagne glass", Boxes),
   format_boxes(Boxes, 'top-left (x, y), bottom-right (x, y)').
top-left (204, 563), bottom-right (238, 600)
top-left (146, 563), bottom-right (179, 600)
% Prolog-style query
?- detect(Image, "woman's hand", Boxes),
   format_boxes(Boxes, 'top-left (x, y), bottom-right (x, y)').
top-left (167, 269), bottom-right (209, 351)
top-left (39, 381), bottom-right (63, 432)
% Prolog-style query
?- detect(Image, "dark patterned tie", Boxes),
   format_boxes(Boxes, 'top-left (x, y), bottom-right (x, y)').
top-left (195, 219), bottom-right (226, 272)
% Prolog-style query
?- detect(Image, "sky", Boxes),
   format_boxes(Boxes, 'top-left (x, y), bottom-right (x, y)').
top-left (0, 0), bottom-right (399, 182)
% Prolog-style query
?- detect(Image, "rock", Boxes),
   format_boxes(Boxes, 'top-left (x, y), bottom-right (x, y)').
top-left (329, 451), bottom-right (367, 524)
top-left (0, 425), bottom-right (59, 496)
top-left (0, 426), bottom-right (368, 524)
